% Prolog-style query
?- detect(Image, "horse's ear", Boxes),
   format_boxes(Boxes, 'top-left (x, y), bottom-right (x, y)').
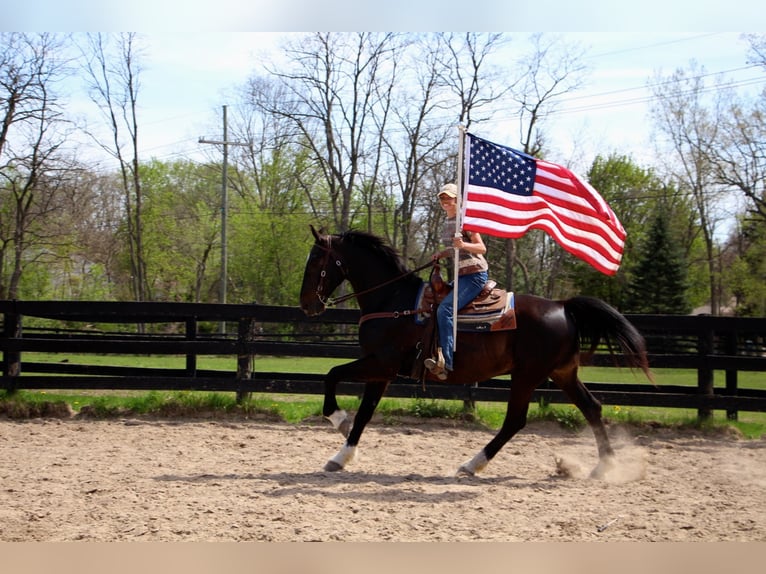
top-left (310, 225), bottom-right (321, 242)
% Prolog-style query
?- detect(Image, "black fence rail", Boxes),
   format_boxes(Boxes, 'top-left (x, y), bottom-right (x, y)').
top-left (1, 300), bottom-right (765, 420)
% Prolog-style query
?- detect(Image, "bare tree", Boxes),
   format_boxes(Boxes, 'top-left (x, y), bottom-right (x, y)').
top-left (744, 33), bottom-right (766, 68)
top-left (409, 33), bottom-right (514, 264)
top-left (511, 33), bottom-right (588, 157)
top-left (79, 32), bottom-right (147, 301)
top-left (711, 51), bottom-right (766, 223)
top-left (650, 63), bottom-right (728, 315)
top-left (255, 32), bottom-right (400, 233)
top-left (503, 33), bottom-right (588, 294)
top-left (0, 32), bottom-right (73, 299)
top-left (437, 32), bottom-right (512, 130)
top-left (379, 34), bottom-right (453, 261)
top-left (235, 75), bottom-right (319, 212)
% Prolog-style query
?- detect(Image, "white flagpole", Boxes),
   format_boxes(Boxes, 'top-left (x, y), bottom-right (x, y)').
top-left (452, 125), bottom-right (467, 354)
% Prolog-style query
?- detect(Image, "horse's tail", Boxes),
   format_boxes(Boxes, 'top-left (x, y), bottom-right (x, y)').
top-left (564, 296), bottom-right (655, 384)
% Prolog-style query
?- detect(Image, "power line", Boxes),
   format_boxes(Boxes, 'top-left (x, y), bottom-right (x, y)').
top-left (585, 33), bottom-right (725, 60)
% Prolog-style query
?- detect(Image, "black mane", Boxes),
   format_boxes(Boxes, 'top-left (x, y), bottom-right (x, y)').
top-left (337, 230), bottom-right (411, 276)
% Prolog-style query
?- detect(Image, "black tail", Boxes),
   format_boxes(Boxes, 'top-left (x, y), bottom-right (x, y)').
top-left (564, 296), bottom-right (654, 384)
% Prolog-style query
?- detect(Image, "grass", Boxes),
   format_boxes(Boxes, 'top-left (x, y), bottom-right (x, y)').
top-left (2, 353), bottom-right (764, 438)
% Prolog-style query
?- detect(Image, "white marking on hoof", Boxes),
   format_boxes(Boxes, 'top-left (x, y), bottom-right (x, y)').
top-left (457, 451), bottom-right (489, 476)
top-left (326, 410), bottom-right (352, 437)
top-left (324, 443), bottom-right (356, 472)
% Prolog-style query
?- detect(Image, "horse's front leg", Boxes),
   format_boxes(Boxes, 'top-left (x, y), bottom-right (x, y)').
top-left (320, 356), bottom-right (393, 472)
top-left (322, 363), bottom-right (353, 438)
top-left (325, 379), bottom-right (390, 472)
top-left (322, 355), bottom-right (389, 437)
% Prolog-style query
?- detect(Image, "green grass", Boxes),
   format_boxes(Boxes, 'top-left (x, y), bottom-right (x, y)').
top-left (580, 365), bottom-right (765, 390)
top-left (22, 352), bottom-right (766, 388)
top-left (2, 387), bottom-right (764, 438)
top-left (24, 352), bottom-right (346, 374)
top-left (3, 353), bottom-right (764, 438)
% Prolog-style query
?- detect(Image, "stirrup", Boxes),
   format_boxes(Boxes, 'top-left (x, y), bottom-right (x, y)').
top-left (424, 348), bottom-right (447, 381)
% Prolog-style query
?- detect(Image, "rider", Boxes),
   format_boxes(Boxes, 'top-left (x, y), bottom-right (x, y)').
top-left (425, 183), bottom-right (489, 380)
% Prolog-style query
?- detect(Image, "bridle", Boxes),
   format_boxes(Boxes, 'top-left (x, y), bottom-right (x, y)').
top-left (311, 235), bottom-right (434, 309)
top-left (312, 236), bottom-right (350, 308)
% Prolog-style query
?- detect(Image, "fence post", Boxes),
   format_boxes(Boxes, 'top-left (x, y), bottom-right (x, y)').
top-left (185, 319), bottom-right (197, 377)
top-left (725, 331), bottom-right (738, 421)
top-left (697, 328), bottom-right (715, 421)
top-left (236, 317), bottom-right (255, 404)
top-left (2, 311), bottom-right (22, 393)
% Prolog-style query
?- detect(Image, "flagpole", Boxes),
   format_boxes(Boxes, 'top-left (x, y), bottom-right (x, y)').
top-left (452, 125), bottom-right (467, 354)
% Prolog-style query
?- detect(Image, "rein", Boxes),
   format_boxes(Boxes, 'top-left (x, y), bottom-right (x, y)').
top-left (313, 237), bottom-right (434, 309)
top-left (329, 260), bottom-right (433, 307)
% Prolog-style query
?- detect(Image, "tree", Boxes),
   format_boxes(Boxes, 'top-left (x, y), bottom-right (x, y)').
top-left (501, 33), bottom-right (588, 295)
top-left (79, 32), bottom-right (147, 301)
top-left (224, 120), bottom-right (321, 306)
top-left (139, 159), bottom-right (222, 302)
top-left (712, 90), bottom-right (766, 223)
top-left (723, 216), bottom-right (766, 316)
top-left (254, 32), bottom-right (400, 234)
top-left (386, 33), bottom-right (509, 262)
top-left (380, 33), bottom-right (450, 261)
top-left (0, 32), bottom-right (74, 299)
top-left (625, 206), bottom-right (690, 314)
top-left (650, 62), bottom-right (729, 315)
top-left (569, 154), bottom-right (659, 307)
top-left (61, 170), bottom-right (124, 300)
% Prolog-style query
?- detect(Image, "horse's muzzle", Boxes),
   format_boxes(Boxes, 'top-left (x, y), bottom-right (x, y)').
top-left (300, 300), bottom-right (326, 317)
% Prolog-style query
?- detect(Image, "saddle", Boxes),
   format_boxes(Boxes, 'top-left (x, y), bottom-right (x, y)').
top-left (409, 265), bottom-right (517, 382)
top-left (417, 264), bottom-right (517, 332)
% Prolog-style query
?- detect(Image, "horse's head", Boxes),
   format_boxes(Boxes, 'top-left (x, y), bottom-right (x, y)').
top-left (299, 225), bottom-right (347, 317)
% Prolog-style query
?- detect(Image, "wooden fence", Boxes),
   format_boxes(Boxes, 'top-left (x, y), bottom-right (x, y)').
top-left (1, 300), bottom-right (765, 420)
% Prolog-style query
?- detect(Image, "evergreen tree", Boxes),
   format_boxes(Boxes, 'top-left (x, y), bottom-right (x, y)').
top-left (625, 207), bottom-right (691, 314)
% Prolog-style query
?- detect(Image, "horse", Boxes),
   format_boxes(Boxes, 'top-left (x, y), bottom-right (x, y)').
top-left (299, 226), bottom-right (654, 477)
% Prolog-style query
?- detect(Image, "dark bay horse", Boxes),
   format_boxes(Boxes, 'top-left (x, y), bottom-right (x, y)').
top-left (299, 226), bottom-right (654, 477)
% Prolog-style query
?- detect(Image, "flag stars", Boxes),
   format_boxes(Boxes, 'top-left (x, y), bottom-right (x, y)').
top-left (467, 136), bottom-right (538, 197)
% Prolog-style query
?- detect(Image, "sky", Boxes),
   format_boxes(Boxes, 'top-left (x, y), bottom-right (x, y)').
top-left (6, 0), bottom-right (766, 32)
top-left (4, 3), bottom-right (766, 176)
top-left (57, 31), bottom-right (765, 174)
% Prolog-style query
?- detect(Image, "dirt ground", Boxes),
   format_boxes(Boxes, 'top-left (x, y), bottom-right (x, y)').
top-left (1, 415), bottom-right (764, 542)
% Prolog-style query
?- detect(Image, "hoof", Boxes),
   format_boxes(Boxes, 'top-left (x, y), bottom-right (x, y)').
top-left (327, 410), bottom-right (352, 438)
top-left (590, 456), bottom-right (616, 479)
top-left (324, 460), bottom-right (344, 472)
top-left (456, 451), bottom-right (488, 477)
top-left (456, 465), bottom-right (475, 477)
top-left (338, 418), bottom-right (352, 439)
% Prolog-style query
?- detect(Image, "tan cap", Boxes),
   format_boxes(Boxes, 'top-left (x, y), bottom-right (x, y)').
top-left (438, 183), bottom-right (458, 199)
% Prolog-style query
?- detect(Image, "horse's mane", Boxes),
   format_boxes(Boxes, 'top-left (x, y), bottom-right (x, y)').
top-left (337, 230), bottom-right (411, 276)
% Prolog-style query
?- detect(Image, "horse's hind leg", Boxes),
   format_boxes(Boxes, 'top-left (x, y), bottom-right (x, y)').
top-left (325, 381), bottom-right (389, 472)
top-left (458, 381), bottom-right (537, 476)
top-left (551, 367), bottom-right (615, 477)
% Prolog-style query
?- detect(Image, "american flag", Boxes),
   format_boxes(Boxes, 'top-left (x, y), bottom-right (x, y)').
top-left (461, 133), bottom-right (626, 276)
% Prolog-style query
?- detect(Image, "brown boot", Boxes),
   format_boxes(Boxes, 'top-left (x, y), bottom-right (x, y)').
top-left (424, 348), bottom-right (447, 381)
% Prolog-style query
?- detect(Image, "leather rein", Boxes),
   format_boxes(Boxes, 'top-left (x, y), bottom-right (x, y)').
top-left (312, 237), bottom-right (434, 324)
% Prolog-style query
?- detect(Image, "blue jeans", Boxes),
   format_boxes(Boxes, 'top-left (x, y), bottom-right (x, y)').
top-left (436, 270), bottom-right (488, 371)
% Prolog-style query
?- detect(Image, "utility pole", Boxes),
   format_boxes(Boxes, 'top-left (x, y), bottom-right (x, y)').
top-left (199, 105), bottom-right (250, 334)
